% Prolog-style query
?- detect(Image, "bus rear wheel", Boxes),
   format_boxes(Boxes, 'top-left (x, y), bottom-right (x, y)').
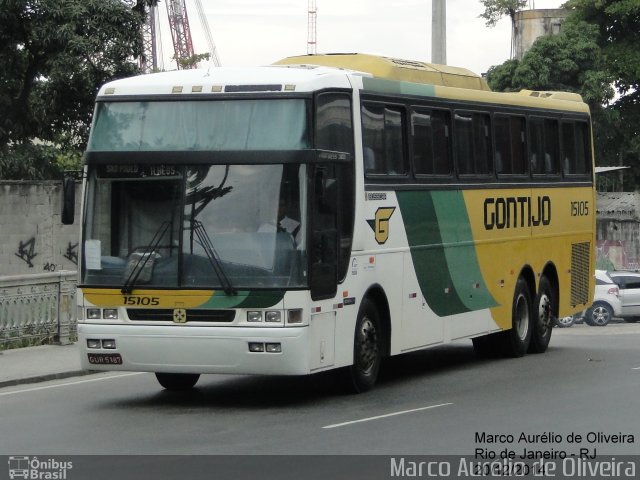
top-left (529, 276), bottom-right (555, 353)
top-left (344, 298), bottom-right (382, 393)
top-left (155, 373), bottom-right (200, 391)
top-left (499, 277), bottom-right (533, 357)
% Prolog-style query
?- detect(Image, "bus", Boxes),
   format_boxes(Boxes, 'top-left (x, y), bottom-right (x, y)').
top-left (74, 53), bottom-right (595, 392)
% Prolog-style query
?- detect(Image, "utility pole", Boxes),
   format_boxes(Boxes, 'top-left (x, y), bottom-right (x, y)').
top-left (308, 0), bottom-right (317, 55)
top-left (432, 0), bottom-right (446, 64)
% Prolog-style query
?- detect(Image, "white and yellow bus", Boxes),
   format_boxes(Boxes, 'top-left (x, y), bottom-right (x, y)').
top-left (76, 54), bottom-right (595, 392)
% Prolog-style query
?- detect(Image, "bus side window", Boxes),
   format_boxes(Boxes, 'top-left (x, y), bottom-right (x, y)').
top-left (544, 118), bottom-right (559, 174)
top-left (561, 121), bottom-right (576, 174)
top-left (575, 121), bottom-right (591, 174)
top-left (455, 111), bottom-right (492, 176)
top-left (455, 113), bottom-right (474, 174)
top-left (412, 108), bottom-right (451, 175)
top-left (562, 120), bottom-right (591, 175)
top-left (362, 102), bottom-right (406, 176)
top-left (495, 115), bottom-right (526, 176)
top-left (494, 116), bottom-right (510, 174)
top-left (511, 117), bottom-right (527, 175)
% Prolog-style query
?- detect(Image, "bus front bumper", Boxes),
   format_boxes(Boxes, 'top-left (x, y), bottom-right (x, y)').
top-left (78, 324), bottom-right (311, 376)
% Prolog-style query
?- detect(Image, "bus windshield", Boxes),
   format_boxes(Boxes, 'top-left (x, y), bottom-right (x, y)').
top-left (87, 99), bottom-right (310, 151)
top-left (82, 163), bottom-right (308, 290)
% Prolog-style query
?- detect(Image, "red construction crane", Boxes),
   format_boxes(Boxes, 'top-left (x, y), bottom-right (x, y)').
top-left (166, 0), bottom-right (195, 68)
top-left (140, 0), bottom-right (221, 73)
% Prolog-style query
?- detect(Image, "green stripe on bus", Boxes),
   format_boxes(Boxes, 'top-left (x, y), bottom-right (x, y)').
top-left (362, 77), bottom-right (437, 97)
top-left (397, 191), bottom-right (497, 316)
top-left (431, 191), bottom-right (498, 311)
top-left (397, 190), bottom-right (467, 316)
top-left (200, 290), bottom-right (284, 309)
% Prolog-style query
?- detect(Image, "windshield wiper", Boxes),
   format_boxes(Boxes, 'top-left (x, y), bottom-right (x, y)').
top-left (121, 221), bottom-right (170, 294)
top-left (192, 220), bottom-right (237, 295)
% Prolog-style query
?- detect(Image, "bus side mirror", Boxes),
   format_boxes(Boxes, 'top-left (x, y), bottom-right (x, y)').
top-left (61, 176), bottom-right (76, 225)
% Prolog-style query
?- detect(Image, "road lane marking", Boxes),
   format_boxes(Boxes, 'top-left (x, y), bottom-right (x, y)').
top-left (633, 367), bottom-right (640, 370)
top-left (322, 402), bottom-right (453, 429)
top-left (0, 372), bottom-right (145, 397)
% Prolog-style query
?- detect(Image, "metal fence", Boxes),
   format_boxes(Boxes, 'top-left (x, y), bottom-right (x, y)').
top-left (0, 271), bottom-right (77, 349)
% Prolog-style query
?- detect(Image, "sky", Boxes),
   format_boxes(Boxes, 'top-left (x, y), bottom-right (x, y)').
top-left (156, 0), bottom-right (565, 75)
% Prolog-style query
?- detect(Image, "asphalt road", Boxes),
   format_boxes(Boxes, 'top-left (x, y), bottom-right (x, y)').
top-left (1, 322), bottom-right (638, 458)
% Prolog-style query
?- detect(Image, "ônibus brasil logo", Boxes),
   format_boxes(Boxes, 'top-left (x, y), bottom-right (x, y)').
top-left (8, 456), bottom-right (73, 480)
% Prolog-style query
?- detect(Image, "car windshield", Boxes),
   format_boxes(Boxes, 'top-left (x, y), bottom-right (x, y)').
top-left (82, 163), bottom-right (307, 289)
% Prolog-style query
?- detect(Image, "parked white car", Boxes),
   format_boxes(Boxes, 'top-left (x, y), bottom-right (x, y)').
top-left (584, 270), bottom-right (624, 327)
top-left (604, 270), bottom-right (640, 322)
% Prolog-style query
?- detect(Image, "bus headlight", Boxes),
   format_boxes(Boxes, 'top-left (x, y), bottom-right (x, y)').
top-left (265, 311), bottom-right (282, 323)
top-left (103, 309), bottom-right (119, 320)
top-left (265, 343), bottom-right (282, 353)
top-left (248, 342), bottom-right (264, 352)
top-left (247, 311), bottom-right (262, 322)
top-left (87, 308), bottom-right (101, 319)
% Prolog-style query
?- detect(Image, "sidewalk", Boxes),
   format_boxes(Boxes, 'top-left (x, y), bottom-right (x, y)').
top-left (0, 343), bottom-right (91, 388)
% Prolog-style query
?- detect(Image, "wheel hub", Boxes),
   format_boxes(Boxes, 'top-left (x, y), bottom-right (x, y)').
top-left (537, 294), bottom-right (552, 334)
top-left (357, 317), bottom-right (378, 374)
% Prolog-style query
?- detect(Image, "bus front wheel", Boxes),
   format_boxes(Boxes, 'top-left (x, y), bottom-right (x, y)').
top-left (344, 298), bottom-right (382, 393)
top-left (155, 372), bottom-right (200, 391)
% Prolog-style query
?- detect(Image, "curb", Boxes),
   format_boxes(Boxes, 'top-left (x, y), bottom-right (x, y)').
top-left (0, 369), bottom-right (97, 389)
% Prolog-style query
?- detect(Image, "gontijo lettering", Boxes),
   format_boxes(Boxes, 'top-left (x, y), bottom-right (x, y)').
top-left (484, 196), bottom-right (551, 230)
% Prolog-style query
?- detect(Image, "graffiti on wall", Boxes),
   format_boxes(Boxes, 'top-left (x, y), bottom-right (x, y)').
top-left (15, 238), bottom-right (38, 268)
top-left (64, 242), bottom-right (79, 265)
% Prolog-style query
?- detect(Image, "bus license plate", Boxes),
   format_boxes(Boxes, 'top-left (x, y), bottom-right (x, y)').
top-left (88, 353), bottom-right (123, 365)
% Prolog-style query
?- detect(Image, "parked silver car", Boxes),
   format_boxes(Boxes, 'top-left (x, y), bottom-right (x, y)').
top-left (584, 270), bottom-right (640, 326)
top-left (605, 270), bottom-right (640, 322)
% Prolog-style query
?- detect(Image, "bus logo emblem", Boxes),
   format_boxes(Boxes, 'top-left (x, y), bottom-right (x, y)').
top-left (173, 309), bottom-right (187, 323)
top-left (367, 207), bottom-right (396, 244)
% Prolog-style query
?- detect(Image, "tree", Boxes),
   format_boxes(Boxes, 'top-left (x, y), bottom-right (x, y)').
top-left (485, 16), bottom-right (617, 176)
top-left (174, 52), bottom-right (211, 70)
top-left (565, 0), bottom-right (640, 185)
top-left (0, 0), bottom-right (155, 179)
top-left (479, 0), bottom-right (528, 56)
top-left (484, 1), bottom-right (640, 187)
top-left (479, 0), bottom-right (528, 27)
top-left (566, 0), bottom-right (640, 96)
top-left (485, 18), bottom-right (614, 110)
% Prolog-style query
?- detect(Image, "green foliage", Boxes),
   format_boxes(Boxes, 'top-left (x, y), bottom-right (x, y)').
top-left (563, 0), bottom-right (640, 186)
top-left (0, 0), bottom-right (153, 179)
top-left (174, 52), bottom-right (211, 70)
top-left (479, 0), bottom-right (528, 27)
top-left (566, 0), bottom-right (640, 95)
top-left (486, 19), bottom-right (614, 109)
top-left (485, 0), bottom-right (640, 188)
top-left (0, 142), bottom-right (61, 180)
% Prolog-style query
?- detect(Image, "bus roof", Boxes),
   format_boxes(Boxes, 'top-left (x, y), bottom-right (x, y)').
top-left (274, 53), bottom-right (491, 91)
top-left (95, 65), bottom-right (354, 97)
top-left (95, 54), bottom-right (588, 114)
top-left (274, 54), bottom-right (588, 113)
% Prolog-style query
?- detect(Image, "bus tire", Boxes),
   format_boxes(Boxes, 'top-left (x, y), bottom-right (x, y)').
top-left (500, 277), bottom-right (533, 357)
top-left (155, 372), bottom-right (200, 391)
top-left (344, 298), bottom-right (382, 393)
top-left (529, 276), bottom-right (555, 353)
